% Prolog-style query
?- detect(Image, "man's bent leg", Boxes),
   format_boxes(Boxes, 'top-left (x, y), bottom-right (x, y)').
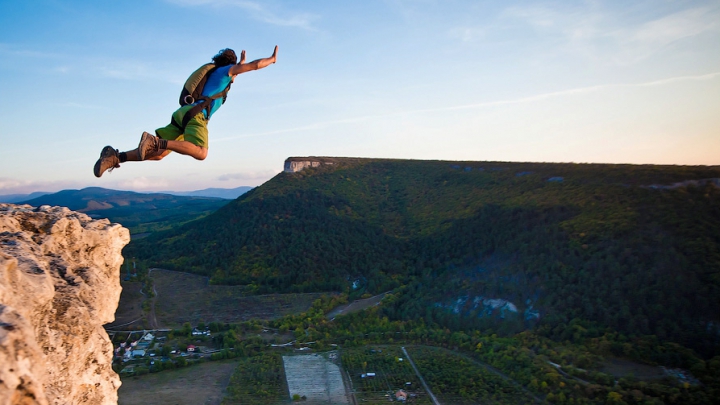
top-left (139, 132), bottom-right (207, 160)
top-left (166, 140), bottom-right (208, 160)
top-left (148, 108), bottom-right (209, 160)
top-left (94, 106), bottom-right (207, 177)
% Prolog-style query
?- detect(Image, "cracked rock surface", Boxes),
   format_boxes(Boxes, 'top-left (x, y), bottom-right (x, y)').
top-left (0, 204), bottom-right (129, 405)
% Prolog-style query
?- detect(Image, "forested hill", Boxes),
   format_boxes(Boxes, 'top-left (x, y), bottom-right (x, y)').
top-left (127, 158), bottom-right (720, 356)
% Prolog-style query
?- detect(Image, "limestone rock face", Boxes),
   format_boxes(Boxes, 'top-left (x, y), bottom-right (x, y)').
top-left (0, 204), bottom-right (129, 405)
top-left (284, 160), bottom-right (324, 173)
top-left (284, 157), bottom-right (337, 173)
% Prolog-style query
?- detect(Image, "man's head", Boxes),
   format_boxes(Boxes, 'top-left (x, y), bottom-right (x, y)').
top-left (212, 48), bottom-right (237, 66)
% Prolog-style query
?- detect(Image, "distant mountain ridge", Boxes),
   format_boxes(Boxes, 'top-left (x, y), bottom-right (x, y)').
top-left (128, 157), bottom-right (720, 356)
top-left (159, 186), bottom-right (253, 199)
top-left (21, 187), bottom-right (231, 235)
top-left (0, 185), bottom-right (252, 204)
top-left (0, 191), bottom-right (50, 203)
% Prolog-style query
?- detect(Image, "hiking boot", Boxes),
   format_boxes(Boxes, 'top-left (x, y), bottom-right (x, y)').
top-left (93, 146), bottom-right (120, 178)
top-left (138, 131), bottom-right (159, 161)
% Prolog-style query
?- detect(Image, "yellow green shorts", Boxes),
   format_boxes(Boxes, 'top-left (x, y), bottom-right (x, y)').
top-left (155, 105), bottom-right (209, 148)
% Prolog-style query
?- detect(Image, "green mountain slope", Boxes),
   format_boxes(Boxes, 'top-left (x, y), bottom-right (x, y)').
top-left (23, 187), bottom-right (229, 234)
top-left (127, 158), bottom-right (720, 356)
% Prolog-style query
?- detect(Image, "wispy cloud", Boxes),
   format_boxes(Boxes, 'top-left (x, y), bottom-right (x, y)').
top-left (0, 43), bottom-right (183, 84)
top-left (447, 26), bottom-right (486, 42)
top-left (606, 5), bottom-right (720, 65)
top-left (0, 43), bottom-right (66, 59)
top-left (116, 177), bottom-right (172, 191)
top-left (499, 2), bottom-right (720, 65)
top-left (419, 71), bottom-right (720, 113)
top-left (217, 169), bottom-right (279, 182)
top-left (92, 58), bottom-right (184, 84)
top-left (57, 102), bottom-right (107, 110)
top-left (165, 0), bottom-right (319, 30)
top-left (99, 62), bottom-right (153, 81)
top-left (216, 71), bottom-right (720, 141)
top-left (0, 177), bottom-right (83, 195)
top-left (0, 178), bottom-right (25, 191)
top-left (635, 71), bottom-right (720, 87)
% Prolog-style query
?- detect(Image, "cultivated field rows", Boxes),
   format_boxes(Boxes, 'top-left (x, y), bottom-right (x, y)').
top-left (283, 352), bottom-right (350, 404)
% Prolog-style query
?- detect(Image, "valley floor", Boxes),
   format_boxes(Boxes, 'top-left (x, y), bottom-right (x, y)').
top-left (118, 359), bottom-right (239, 405)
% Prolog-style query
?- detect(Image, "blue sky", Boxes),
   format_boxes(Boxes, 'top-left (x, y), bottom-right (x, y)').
top-left (1, 0), bottom-right (719, 194)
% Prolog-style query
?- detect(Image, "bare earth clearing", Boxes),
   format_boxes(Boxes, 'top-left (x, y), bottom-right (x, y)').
top-left (118, 360), bottom-right (239, 405)
top-left (106, 281), bottom-right (145, 329)
top-left (326, 292), bottom-right (387, 320)
top-left (151, 269), bottom-right (325, 326)
top-left (111, 269), bottom-right (326, 328)
top-left (111, 269), bottom-right (384, 330)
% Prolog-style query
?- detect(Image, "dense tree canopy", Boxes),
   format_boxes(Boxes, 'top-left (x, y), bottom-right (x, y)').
top-left (127, 159), bottom-right (720, 357)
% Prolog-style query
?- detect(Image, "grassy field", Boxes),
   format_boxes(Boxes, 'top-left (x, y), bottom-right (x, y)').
top-left (118, 360), bottom-right (239, 405)
top-left (600, 357), bottom-right (666, 380)
top-left (150, 269), bottom-right (325, 327)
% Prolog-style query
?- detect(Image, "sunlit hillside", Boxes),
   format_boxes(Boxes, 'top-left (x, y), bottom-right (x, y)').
top-left (127, 158), bottom-right (720, 357)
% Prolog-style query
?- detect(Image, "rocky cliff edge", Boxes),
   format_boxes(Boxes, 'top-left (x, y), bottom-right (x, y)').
top-left (0, 204), bottom-right (129, 405)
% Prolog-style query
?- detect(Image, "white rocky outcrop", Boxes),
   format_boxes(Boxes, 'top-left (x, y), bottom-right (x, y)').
top-left (284, 160), bottom-right (323, 173)
top-left (0, 204), bottom-right (129, 405)
top-left (284, 157), bottom-right (337, 173)
top-left (647, 178), bottom-right (720, 190)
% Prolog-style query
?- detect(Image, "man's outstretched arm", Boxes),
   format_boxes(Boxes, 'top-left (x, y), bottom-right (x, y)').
top-left (229, 46), bottom-right (278, 76)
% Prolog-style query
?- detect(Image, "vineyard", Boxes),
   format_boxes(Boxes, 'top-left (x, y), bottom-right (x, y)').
top-left (221, 352), bottom-right (288, 405)
top-left (341, 346), bottom-right (433, 404)
top-left (406, 346), bottom-right (539, 405)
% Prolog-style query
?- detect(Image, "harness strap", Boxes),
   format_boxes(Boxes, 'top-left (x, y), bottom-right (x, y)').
top-left (178, 84), bottom-right (232, 130)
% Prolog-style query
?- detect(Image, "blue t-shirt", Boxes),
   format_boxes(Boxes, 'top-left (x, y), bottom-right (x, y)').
top-left (201, 65), bottom-right (233, 119)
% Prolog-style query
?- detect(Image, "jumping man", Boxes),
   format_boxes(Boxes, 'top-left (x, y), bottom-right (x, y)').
top-left (93, 46), bottom-right (278, 177)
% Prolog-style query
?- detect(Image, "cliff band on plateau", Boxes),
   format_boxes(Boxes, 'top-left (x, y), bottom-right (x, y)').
top-left (0, 204), bottom-right (129, 405)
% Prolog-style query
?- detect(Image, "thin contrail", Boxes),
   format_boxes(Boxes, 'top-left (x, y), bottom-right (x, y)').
top-left (214, 71), bottom-right (720, 143)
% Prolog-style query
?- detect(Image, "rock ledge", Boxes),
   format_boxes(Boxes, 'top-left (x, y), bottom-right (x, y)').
top-left (0, 204), bottom-right (129, 405)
